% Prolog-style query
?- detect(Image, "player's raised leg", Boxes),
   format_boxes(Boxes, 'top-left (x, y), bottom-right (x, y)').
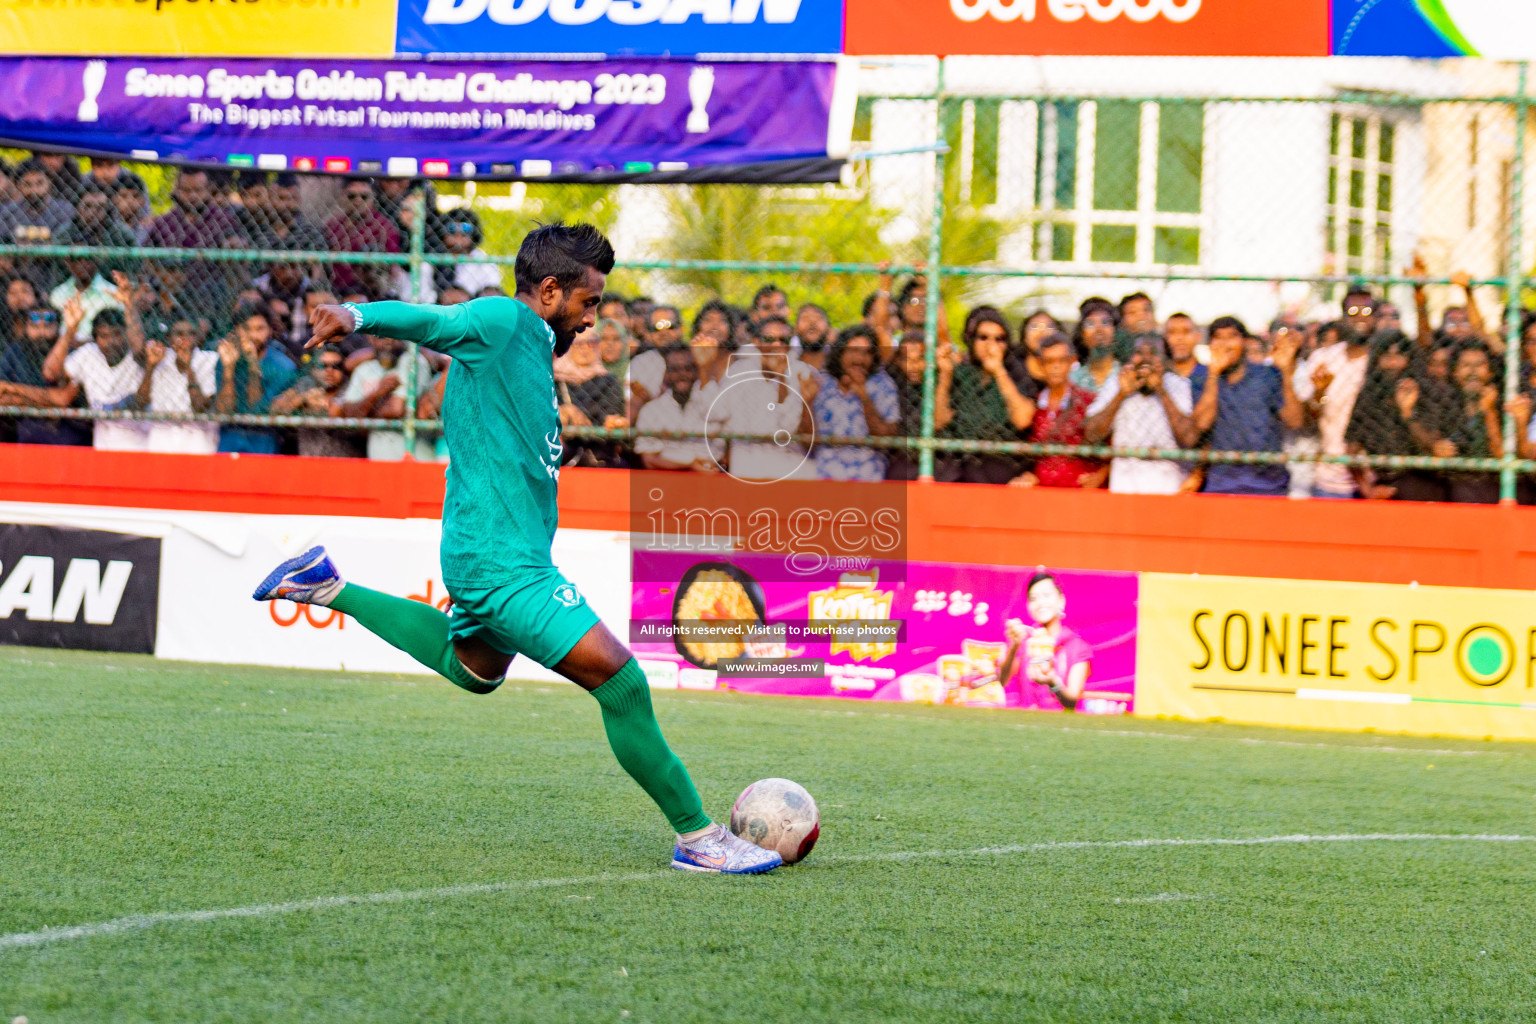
top-left (553, 622), bottom-right (782, 874)
top-left (252, 546), bottom-right (506, 694)
top-left (254, 548), bottom-right (780, 873)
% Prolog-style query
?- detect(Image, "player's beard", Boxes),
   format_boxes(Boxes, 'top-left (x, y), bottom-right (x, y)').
top-left (551, 299), bottom-right (583, 356)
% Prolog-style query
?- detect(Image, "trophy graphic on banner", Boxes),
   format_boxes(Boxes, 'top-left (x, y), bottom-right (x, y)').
top-left (78, 60), bottom-right (107, 122)
top-left (686, 66), bottom-right (714, 134)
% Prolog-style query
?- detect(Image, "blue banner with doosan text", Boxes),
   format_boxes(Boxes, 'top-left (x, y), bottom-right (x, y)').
top-left (395, 0), bottom-right (844, 57)
top-left (0, 57), bottom-right (838, 178)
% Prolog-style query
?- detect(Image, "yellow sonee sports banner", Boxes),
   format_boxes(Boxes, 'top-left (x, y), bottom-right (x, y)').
top-left (1137, 572), bottom-right (1536, 742)
top-left (0, 0), bottom-right (395, 57)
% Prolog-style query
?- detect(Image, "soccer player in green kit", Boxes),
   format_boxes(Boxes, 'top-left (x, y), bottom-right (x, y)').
top-left (252, 223), bottom-right (782, 874)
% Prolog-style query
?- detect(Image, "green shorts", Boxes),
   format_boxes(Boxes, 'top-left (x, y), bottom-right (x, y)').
top-left (446, 567), bottom-right (600, 670)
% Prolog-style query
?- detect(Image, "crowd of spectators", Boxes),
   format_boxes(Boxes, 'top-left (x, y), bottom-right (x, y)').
top-left (2, 152), bottom-right (1534, 504)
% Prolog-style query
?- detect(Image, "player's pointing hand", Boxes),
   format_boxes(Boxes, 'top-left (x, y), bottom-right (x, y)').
top-left (307, 304), bottom-right (359, 350)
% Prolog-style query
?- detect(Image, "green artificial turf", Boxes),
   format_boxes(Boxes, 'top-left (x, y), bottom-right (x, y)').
top-left (2, 645), bottom-right (1535, 1023)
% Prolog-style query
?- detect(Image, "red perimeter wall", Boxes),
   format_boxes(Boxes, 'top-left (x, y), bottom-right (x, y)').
top-left (4, 444), bottom-right (1536, 590)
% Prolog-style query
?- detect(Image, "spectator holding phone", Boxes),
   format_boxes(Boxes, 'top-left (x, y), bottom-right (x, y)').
top-left (1192, 316), bottom-right (1303, 496)
top-left (1084, 334), bottom-right (1199, 494)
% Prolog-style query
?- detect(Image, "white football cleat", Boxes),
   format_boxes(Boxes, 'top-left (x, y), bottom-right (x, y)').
top-left (672, 823), bottom-right (784, 874)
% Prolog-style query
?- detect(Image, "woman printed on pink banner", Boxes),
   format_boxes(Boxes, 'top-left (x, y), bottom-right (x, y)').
top-left (999, 571), bottom-right (1093, 711)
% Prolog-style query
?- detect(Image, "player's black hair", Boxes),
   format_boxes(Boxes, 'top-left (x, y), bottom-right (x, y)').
top-left (1165, 311), bottom-right (1195, 324)
top-left (1208, 315), bottom-right (1249, 339)
top-left (826, 324), bottom-right (881, 378)
top-left (514, 222), bottom-right (615, 294)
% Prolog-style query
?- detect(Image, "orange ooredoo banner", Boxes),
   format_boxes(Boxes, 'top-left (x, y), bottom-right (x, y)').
top-left (845, 0), bottom-right (1330, 57)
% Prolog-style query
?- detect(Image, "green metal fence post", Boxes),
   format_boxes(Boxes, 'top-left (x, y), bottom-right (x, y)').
top-left (1503, 62), bottom-right (1529, 504)
top-left (403, 190), bottom-right (426, 460)
top-left (920, 59), bottom-right (948, 482)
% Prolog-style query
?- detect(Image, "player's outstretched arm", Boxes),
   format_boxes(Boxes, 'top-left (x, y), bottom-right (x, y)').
top-left (308, 300), bottom-right (499, 366)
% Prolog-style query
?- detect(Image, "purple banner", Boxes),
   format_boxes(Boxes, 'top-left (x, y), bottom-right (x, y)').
top-left (632, 553), bottom-right (1138, 715)
top-left (0, 57), bottom-right (836, 177)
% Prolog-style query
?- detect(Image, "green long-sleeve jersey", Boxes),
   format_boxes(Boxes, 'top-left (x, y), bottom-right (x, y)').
top-left (355, 297), bottom-right (562, 588)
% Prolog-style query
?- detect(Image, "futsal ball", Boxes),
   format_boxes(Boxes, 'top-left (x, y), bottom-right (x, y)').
top-left (730, 778), bottom-right (820, 864)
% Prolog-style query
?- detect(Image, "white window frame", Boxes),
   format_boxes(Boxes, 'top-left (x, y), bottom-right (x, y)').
top-left (1327, 108), bottom-right (1398, 277)
top-left (980, 99), bottom-right (1207, 270)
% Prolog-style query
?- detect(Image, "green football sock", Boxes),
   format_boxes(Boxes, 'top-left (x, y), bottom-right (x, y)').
top-left (329, 583), bottom-right (499, 695)
top-left (590, 659), bottom-right (711, 834)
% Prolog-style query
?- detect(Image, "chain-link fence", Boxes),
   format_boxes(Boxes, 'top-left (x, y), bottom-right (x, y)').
top-left (1, 55), bottom-right (1534, 503)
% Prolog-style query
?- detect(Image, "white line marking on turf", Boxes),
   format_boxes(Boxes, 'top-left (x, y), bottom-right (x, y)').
top-left (0, 871), bottom-right (664, 952)
top-left (1, 833), bottom-right (1527, 952)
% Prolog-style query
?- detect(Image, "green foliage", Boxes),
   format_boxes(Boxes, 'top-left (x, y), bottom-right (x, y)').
top-left (642, 184), bottom-right (906, 326)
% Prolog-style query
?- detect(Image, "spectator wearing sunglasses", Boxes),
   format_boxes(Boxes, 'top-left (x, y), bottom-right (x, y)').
top-left (0, 304), bottom-right (91, 446)
top-left (438, 210), bottom-right (503, 296)
top-left (271, 343), bottom-right (363, 458)
top-left (324, 176), bottom-right (400, 299)
top-left (1341, 286), bottom-right (1379, 344)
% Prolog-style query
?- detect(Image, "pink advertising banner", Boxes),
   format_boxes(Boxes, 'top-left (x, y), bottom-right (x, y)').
top-left (630, 553), bottom-right (1137, 715)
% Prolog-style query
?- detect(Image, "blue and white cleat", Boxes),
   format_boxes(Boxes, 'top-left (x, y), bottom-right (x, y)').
top-left (672, 824), bottom-right (783, 874)
top-left (252, 545), bottom-right (345, 606)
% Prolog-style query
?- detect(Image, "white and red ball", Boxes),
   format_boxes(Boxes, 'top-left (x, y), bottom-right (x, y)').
top-left (729, 778), bottom-right (820, 864)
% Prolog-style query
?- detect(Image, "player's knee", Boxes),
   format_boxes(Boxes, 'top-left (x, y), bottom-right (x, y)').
top-left (448, 648), bottom-right (511, 695)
